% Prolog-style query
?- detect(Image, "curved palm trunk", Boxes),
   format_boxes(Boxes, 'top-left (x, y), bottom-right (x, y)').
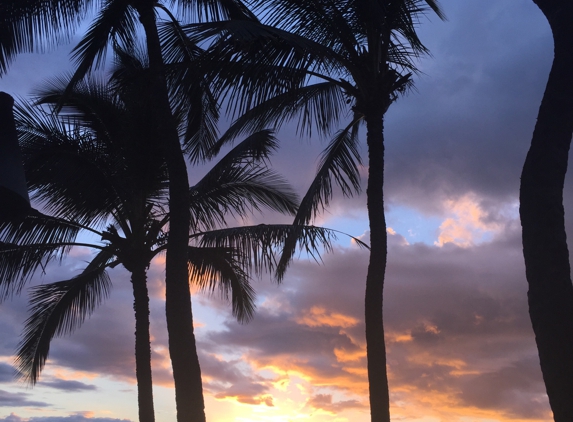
top-left (364, 114), bottom-right (391, 422)
top-left (520, 1), bottom-right (573, 420)
top-left (137, 5), bottom-right (206, 422)
top-left (131, 265), bottom-right (155, 422)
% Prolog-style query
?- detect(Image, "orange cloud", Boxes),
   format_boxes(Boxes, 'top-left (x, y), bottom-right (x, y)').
top-left (435, 194), bottom-right (503, 247)
top-left (295, 306), bottom-right (359, 328)
top-left (334, 346), bottom-right (365, 363)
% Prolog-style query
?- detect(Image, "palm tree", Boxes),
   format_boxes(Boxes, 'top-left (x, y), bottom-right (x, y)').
top-left (520, 1), bottom-right (573, 420)
top-left (0, 2), bottom-right (258, 420)
top-left (4, 76), bottom-right (175, 422)
top-left (2, 54), bottom-right (348, 421)
top-left (174, 1), bottom-right (444, 421)
top-left (0, 71), bottom-right (315, 421)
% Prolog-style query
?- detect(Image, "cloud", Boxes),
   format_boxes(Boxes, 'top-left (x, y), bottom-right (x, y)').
top-left (0, 389), bottom-right (49, 407)
top-left (434, 193), bottom-right (505, 247)
top-left (305, 394), bottom-right (365, 413)
top-left (0, 364), bottom-right (16, 384)
top-left (381, 0), bottom-right (552, 214)
top-left (187, 214), bottom-right (552, 420)
top-left (0, 414), bottom-right (132, 422)
top-left (213, 382), bottom-right (273, 406)
top-left (0, 414), bottom-right (20, 422)
top-left (38, 379), bottom-right (97, 392)
top-left (295, 306), bottom-right (359, 328)
top-left (457, 357), bottom-right (549, 419)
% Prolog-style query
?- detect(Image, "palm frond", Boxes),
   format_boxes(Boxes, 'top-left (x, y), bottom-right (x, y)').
top-left (157, 19), bottom-right (221, 162)
top-left (217, 81), bottom-right (347, 146)
top-left (209, 128), bottom-right (278, 164)
top-left (183, 19), bottom-right (348, 81)
top-left (188, 246), bottom-right (255, 323)
top-left (0, 0), bottom-right (88, 75)
top-left (0, 210), bottom-right (86, 247)
top-left (0, 210), bottom-right (98, 299)
top-left (109, 40), bottom-right (150, 94)
top-left (387, 0), bottom-right (445, 57)
top-left (191, 165), bottom-right (298, 230)
top-left (193, 224), bottom-right (335, 278)
top-left (299, 118), bottom-right (362, 226)
top-left (167, 0), bottom-right (258, 22)
top-left (32, 75), bottom-right (126, 143)
top-left (190, 130), bottom-right (298, 230)
top-left (66, 1), bottom-right (138, 94)
top-left (15, 250), bottom-right (114, 384)
top-left (15, 99), bottom-right (123, 227)
top-left (254, 0), bottom-right (362, 63)
top-left (0, 243), bottom-right (59, 299)
top-left (18, 74), bottom-right (169, 225)
top-left (275, 118), bottom-right (363, 280)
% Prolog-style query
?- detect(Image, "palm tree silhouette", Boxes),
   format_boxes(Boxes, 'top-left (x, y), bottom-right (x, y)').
top-left (175, 1), bottom-right (444, 420)
top-left (1, 2), bottom-right (257, 420)
top-left (1, 68), bottom-right (327, 421)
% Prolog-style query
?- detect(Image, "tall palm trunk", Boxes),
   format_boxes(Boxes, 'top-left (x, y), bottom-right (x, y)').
top-left (520, 1), bottom-right (573, 420)
top-left (364, 114), bottom-right (391, 422)
top-left (131, 264), bottom-right (155, 422)
top-left (137, 4), bottom-right (206, 422)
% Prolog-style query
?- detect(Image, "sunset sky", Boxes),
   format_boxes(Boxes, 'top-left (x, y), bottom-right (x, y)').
top-left (0, 0), bottom-right (563, 421)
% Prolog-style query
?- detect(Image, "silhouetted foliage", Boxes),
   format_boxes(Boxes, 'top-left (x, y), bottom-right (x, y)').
top-left (175, 1), bottom-right (443, 420)
top-left (2, 53), bottom-right (347, 421)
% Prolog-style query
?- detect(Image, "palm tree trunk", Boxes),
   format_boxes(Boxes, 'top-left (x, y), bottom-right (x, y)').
top-left (131, 265), bottom-right (155, 422)
top-left (137, 5), bottom-right (206, 422)
top-left (520, 1), bottom-right (573, 420)
top-left (364, 114), bottom-right (391, 422)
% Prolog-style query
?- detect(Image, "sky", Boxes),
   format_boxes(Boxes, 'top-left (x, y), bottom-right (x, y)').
top-left (0, 0), bottom-right (564, 421)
